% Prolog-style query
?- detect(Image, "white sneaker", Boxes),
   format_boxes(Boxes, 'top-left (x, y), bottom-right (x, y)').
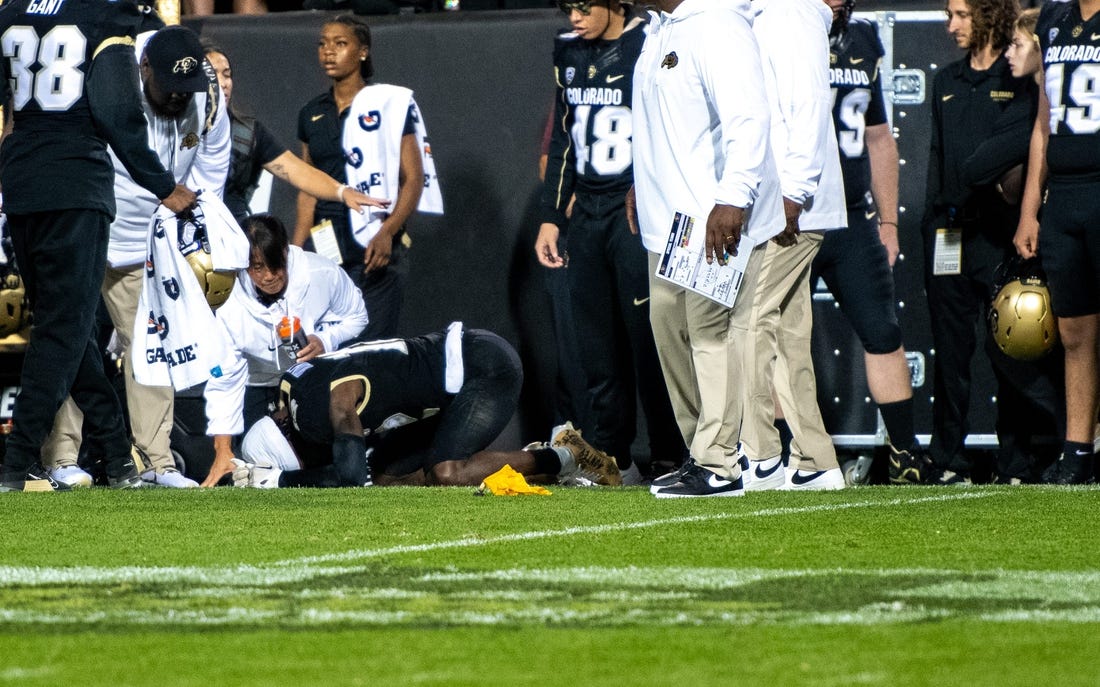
top-left (230, 457), bottom-right (282, 489)
top-left (744, 455), bottom-right (785, 492)
top-left (619, 462), bottom-right (644, 486)
top-left (48, 465), bottom-right (93, 488)
top-left (141, 468), bottom-right (199, 488)
top-left (736, 447), bottom-right (751, 489)
top-left (778, 467), bottom-right (846, 491)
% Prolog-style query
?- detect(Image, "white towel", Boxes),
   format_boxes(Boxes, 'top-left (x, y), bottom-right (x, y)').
top-left (443, 320), bottom-right (464, 393)
top-left (343, 83), bottom-right (444, 247)
top-left (131, 193), bottom-right (248, 390)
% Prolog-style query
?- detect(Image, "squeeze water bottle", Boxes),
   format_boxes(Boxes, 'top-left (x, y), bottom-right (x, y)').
top-left (277, 316), bottom-right (309, 357)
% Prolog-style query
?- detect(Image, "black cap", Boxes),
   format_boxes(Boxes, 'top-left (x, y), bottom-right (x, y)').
top-left (143, 26), bottom-right (208, 93)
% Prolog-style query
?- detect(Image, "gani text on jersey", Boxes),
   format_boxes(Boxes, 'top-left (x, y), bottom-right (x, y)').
top-left (0, 0), bottom-right (165, 215)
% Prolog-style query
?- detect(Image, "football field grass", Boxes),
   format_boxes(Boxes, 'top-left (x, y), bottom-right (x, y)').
top-left (0, 484), bottom-right (1097, 685)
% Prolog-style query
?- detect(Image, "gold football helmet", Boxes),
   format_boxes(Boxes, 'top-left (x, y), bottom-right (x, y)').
top-left (989, 259), bottom-right (1058, 361)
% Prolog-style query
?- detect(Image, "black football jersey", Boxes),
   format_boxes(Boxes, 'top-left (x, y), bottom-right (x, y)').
top-left (539, 14), bottom-right (646, 227)
top-left (1037, 1), bottom-right (1100, 180)
top-left (0, 0), bottom-right (169, 214)
top-left (829, 18), bottom-right (888, 209)
top-left (279, 331), bottom-right (449, 446)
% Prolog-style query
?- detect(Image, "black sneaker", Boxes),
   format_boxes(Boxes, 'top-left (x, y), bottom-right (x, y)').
top-left (0, 463), bottom-right (71, 492)
top-left (648, 458), bottom-right (694, 494)
top-left (652, 461), bottom-right (743, 498)
top-left (105, 449), bottom-right (144, 489)
top-left (1041, 452), bottom-right (1094, 485)
top-left (887, 445), bottom-right (934, 485)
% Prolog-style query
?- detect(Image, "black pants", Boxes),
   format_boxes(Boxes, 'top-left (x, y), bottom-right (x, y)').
top-left (923, 222), bottom-right (1063, 478)
top-left (4, 209), bottom-right (129, 472)
top-left (343, 231), bottom-right (410, 340)
top-left (566, 191), bottom-right (685, 465)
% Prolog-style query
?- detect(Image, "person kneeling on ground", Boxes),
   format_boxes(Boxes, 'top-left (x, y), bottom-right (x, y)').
top-left (231, 324), bottom-right (622, 488)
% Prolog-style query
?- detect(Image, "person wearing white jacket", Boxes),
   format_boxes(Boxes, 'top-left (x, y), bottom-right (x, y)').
top-left (201, 214), bottom-right (369, 486)
top-left (740, 0), bottom-right (849, 492)
top-left (629, 0), bottom-right (785, 498)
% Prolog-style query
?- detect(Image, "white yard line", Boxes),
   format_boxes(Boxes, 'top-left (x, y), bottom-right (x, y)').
top-left (271, 490), bottom-right (1000, 567)
top-left (0, 491), bottom-right (997, 588)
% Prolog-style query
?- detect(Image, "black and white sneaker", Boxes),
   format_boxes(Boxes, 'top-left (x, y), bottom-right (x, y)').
top-left (105, 452), bottom-right (143, 489)
top-left (0, 463), bottom-right (71, 492)
top-left (745, 455), bottom-right (784, 491)
top-left (649, 459), bottom-right (694, 494)
top-left (652, 461), bottom-right (744, 498)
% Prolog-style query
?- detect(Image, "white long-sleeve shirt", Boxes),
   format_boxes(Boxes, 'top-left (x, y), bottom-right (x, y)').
top-left (632, 0), bottom-right (784, 252)
top-left (204, 246), bottom-right (369, 436)
top-left (753, 0), bottom-right (847, 232)
top-left (107, 30), bottom-right (231, 268)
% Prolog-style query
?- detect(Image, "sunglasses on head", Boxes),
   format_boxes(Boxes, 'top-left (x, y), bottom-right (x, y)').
top-left (558, 0), bottom-right (598, 14)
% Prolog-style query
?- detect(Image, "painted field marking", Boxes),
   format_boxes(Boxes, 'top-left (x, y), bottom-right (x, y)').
top-left (0, 491), bottom-right (1000, 588)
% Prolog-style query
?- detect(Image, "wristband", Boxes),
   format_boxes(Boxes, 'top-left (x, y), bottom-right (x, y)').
top-left (336, 183), bottom-right (347, 202)
top-left (879, 221), bottom-right (898, 228)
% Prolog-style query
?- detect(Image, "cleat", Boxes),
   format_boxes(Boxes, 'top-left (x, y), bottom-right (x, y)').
top-left (888, 445), bottom-right (933, 485)
top-left (1041, 451), bottom-right (1094, 485)
top-left (230, 457), bottom-right (282, 489)
top-left (0, 463), bottom-right (71, 492)
top-left (745, 455), bottom-right (785, 492)
top-left (141, 468), bottom-right (199, 489)
top-left (842, 455), bottom-right (874, 486)
top-left (652, 461), bottom-right (743, 498)
top-left (778, 467), bottom-right (845, 491)
top-left (48, 464), bottom-right (94, 488)
top-left (552, 422), bottom-right (621, 486)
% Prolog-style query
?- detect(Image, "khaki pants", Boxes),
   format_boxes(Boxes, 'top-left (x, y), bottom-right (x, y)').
top-left (646, 244), bottom-right (766, 480)
top-left (43, 264), bottom-right (175, 473)
top-left (740, 232), bottom-right (837, 470)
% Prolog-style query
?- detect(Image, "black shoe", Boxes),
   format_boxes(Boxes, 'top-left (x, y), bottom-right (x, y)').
top-left (887, 445), bottom-right (934, 485)
top-left (105, 448), bottom-right (144, 489)
top-left (648, 458), bottom-right (694, 494)
top-left (1041, 452), bottom-right (1094, 485)
top-left (652, 461), bottom-right (743, 498)
top-left (0, 463), bottom-right (71, 492)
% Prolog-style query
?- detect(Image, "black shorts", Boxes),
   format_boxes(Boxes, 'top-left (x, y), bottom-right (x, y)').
top-left (811, 208), bottom-right (902, 354)
top-left (1038, 180), bottom-right (1100, 317)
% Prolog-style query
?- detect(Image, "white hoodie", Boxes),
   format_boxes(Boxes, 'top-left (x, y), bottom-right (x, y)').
top-left (107, 31), bottom-right (232, 268)
top-left (204, 246), bottom-right (369, 437)
top-left (753, 0), bottom-right (847, 231)
top-left (632, 0), bottom-right (784, 253)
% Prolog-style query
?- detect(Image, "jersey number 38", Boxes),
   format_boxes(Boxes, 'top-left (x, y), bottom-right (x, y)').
top-left (2, 25), bottom-right (86, 112)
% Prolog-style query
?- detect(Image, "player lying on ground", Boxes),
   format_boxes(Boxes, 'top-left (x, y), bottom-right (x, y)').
top-left (231, 325), bottom-right (622, 488)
